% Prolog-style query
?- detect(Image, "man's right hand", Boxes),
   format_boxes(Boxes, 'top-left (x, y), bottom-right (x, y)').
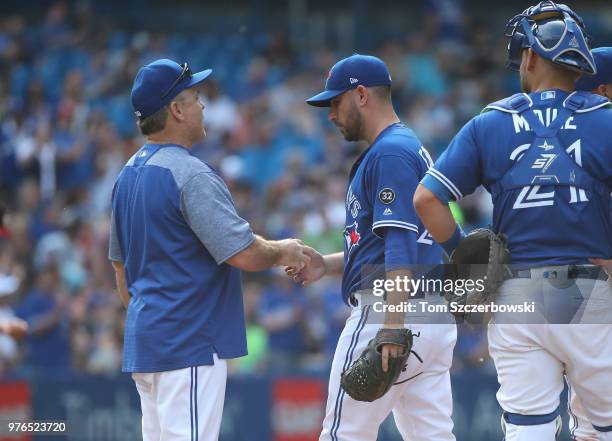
top-left (275, 239), bottom-right (312, 271)
top-left (227, 236), bottom-right (314, 273)
top-left (286, 247), bottom-right (327, 287)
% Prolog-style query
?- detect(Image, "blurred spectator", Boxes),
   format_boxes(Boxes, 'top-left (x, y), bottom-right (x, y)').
top-left (40, 2), bottom-right (74, 50)
top-left (257, 272), bottom-right (308, 371)
top-left (423, 0), bottom-right (466, 44)
top-left (404, 36), bottom-right (448, 98)
top-left (87, 116), bottom-right (125, 216)
top-left (14, 265), bottom-right (71, 375)
top-left (0, 202), bottom-right (26, 374)
top-left (202, 79), bottom-right (239, 142)
top-left (233, 57), bottom-right (271, 102)
top-left (317, 279), bottom-right (349, 361)
top-left (231, 282), bottom-right (268, 374)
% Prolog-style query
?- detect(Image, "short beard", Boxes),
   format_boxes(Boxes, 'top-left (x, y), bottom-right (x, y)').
top-left (342, 103), bottom-right (362, 142)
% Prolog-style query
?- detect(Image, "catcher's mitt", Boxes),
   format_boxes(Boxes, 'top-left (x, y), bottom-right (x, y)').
top-left (340, 328), bottom-right (413, 402)
top-left (445, 228), bottom-right (511, 318)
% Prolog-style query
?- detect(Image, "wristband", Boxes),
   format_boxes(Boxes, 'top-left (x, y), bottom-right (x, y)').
top-left (440, 224), bottom-right (465, 257)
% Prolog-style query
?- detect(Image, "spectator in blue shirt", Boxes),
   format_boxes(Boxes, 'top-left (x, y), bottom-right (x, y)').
top-left (15, 265), bottom-right (71, 375)
top-left (257, 272), bottom-right (308, 370)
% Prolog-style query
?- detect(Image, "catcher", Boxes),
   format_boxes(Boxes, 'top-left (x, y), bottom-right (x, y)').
top-left (415, 2), bottom-right (612, 439)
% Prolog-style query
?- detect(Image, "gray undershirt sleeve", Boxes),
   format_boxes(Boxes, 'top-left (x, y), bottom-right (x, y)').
top-left (180, 172), bottom-right (255, 264)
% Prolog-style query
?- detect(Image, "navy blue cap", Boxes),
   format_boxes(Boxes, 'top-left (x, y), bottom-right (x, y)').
top-left (131, 59), bottom-right (212, 119)
top-left (306, 54), bottom-right (392, 107)
top-left (576, 47), bottom-right (612, 91)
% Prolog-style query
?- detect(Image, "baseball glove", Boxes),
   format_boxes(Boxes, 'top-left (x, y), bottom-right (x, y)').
top-left (445, 228), bottom-right (511, 318)
top-left (340, 328), bottom-right (413, 402)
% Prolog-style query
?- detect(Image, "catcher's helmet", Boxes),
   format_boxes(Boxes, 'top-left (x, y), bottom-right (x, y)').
top-left (504, 1), bottom-right (596, 75)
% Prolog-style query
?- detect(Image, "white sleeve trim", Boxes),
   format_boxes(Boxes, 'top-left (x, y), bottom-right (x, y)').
top-left (372, 221), bottom-right (419, 238)
top-left (426, 169), bottom-right (463, 201)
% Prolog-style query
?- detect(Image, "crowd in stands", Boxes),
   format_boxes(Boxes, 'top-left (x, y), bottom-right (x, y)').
top-left (0, 1), bottom-right (608, 378)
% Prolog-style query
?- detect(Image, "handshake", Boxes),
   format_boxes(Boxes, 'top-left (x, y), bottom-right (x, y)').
top-left (274, 239), bottom-right (328, 287)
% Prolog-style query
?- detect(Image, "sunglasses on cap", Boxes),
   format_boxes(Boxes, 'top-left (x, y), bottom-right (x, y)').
top-left (160, 62), bottom-right (193, 99)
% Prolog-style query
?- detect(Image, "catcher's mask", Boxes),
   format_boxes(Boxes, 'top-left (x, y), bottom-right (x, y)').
top-left (504, 1), bottom-right (596, 75)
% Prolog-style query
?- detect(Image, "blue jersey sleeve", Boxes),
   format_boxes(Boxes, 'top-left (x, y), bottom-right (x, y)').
top-left (421, 118), bottom-right (482, 203)
top-left (384, 227), bottom-right (418, 271)
top-left (369, 153), bottom-right (421, 238)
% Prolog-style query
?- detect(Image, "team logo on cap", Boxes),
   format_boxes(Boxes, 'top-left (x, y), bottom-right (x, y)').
top-left (325, 69), bottom-right (333, 88)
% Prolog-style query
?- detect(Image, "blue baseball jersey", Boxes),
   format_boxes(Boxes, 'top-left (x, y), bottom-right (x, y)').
top-left (342, 123), bottom-right (442, 302)
top-left (422, 90), bottom-right (612, 266)
top-left (109, 143), bottom-right (255, 373)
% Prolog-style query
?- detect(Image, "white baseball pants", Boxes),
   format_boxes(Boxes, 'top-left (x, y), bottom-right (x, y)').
top-left (132, 355), bottom-right (227, 441)
top-left (489, 272), bottom-right (612, 441)
top-left (320, 296), bottom-right (457, 441)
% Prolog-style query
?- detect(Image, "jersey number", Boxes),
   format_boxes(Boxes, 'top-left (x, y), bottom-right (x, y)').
top-left (417, 229), bottom-right (434, 245)
top-left (512, 139), bottom-right (588, 210)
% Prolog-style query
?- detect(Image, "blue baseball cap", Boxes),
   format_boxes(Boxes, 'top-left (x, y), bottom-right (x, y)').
top-left (306, 54), bottom-right (392, 107)
top-left (131, 59), bottom-right (212, 119)
top-left (576, 47), bottom-right (612, 91)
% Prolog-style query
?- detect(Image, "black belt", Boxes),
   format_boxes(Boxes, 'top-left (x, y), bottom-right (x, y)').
top-left (510, 265), bottom-right (605, 280)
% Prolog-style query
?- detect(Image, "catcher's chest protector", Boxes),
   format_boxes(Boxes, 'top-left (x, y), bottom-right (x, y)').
top-left (487, 92), bottom-right (610, 200)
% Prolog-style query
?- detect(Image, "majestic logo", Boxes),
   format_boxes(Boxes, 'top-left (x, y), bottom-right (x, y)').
top-left (344, 221), bottom-right (361, 255)
top-left (383, 208), bottom-right (393, 216)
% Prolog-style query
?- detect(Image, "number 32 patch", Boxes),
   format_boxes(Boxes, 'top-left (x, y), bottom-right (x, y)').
top-left (378, 188), bottom-right (395, 204)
